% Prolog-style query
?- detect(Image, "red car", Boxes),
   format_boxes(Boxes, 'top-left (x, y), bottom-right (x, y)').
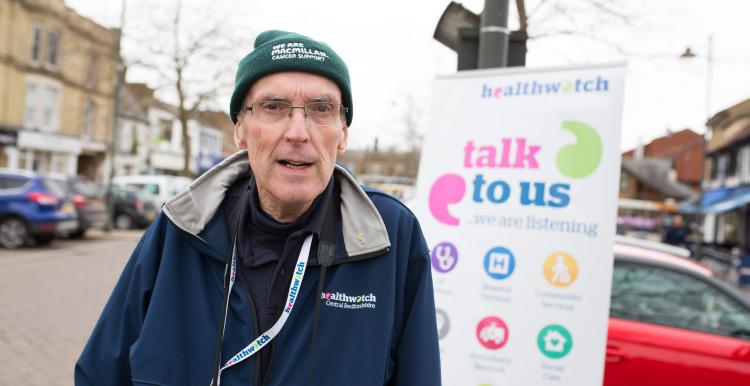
top-left (606, 238), bottom-right (750, 386)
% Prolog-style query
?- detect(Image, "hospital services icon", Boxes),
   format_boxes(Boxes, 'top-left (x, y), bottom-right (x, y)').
top-left (431, 241), bottom-right (459, 273)
top-left (543, 252), bottom-right (579, 287)
top-left (537, 324), bottom-right (573, 359)
top-left (476, 316), bottom-right (509, 350)
top-left (483, 246), bottom-right (515, 280)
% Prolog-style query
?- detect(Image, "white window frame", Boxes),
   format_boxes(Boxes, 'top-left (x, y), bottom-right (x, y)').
top-left (24, 76), bottom-right (61, 132)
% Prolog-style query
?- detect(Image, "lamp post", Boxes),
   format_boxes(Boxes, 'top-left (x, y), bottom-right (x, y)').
top-left (680, 35), bottom-right (714, 251)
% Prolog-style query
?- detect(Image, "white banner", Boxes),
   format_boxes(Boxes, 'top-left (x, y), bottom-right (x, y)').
top-left (414, 63), bottom-right (626, 386)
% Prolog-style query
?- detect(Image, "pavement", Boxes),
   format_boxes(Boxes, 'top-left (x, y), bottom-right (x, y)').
top-left (0, 229), bottom-right (142, 386)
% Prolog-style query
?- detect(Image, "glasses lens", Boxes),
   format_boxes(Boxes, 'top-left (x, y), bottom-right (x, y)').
top-left (306, 102), bottom-right (339, 125)
top-left (253, 101), bottom-right (290, 123)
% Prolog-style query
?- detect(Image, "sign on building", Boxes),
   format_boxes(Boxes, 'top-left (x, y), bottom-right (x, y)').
top-left (414, 63), bottom-right (626, 386)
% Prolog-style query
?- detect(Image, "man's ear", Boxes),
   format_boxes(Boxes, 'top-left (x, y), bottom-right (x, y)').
top-left (337, 124), bottom-right (349, 154)
top-left (234, 120), bottom-right (247, 149)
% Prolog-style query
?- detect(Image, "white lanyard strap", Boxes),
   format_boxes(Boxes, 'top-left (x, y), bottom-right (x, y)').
top-left (212, 233), bottom-right (313, 385)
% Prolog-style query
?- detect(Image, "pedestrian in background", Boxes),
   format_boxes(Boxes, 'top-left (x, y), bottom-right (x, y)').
top-left (75, 30), bottom-right (441, 386)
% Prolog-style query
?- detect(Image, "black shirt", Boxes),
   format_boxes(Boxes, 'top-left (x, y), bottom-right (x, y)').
top-left (226, 175), bottom-right (333, 383)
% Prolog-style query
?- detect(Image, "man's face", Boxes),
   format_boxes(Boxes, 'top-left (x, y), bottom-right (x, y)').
top-left (234, 71), bottom-right (348, 219)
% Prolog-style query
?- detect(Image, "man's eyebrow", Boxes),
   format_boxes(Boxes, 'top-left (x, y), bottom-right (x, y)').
top-left (306, 94), bottom-right (337, 103)
top-left (253, 93), bottom-right (291, 102)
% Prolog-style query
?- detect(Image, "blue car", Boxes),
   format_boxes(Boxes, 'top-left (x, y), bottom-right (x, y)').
top-left (0, 169), bottom-right (78, 248)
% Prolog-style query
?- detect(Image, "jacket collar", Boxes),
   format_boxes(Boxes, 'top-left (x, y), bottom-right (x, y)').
top-left (162, 150), bottom-right (391, 261)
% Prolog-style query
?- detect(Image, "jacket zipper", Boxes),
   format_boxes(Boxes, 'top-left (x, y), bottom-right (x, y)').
top-left (236, 277), bottom-right (262, 386)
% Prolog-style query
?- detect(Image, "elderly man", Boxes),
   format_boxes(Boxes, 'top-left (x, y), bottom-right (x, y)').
top-left (76, 30), bottom-right (441, 386)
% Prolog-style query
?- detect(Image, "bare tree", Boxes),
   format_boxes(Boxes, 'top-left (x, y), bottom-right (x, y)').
top-left (125, 0), bottom-right (247, 176)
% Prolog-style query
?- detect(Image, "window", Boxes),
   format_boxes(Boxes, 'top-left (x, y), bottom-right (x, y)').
top-left (30, 24), bottom-right (42, 64)
top-left (24, 84), bottom-right (38, 128)
top-left (739, 145), bottom-right (750, 183)
top-left (158, 119), bottom-right (173, 143)
top-left (42, 86), bottom-right (58, 131)
top-left (86, 54), bottom-right (98, 87)
top-left (0, 176), bottom-right (29, 190)
top-left (24, 81), bottom-right (60, 132)
top-left (83, 100), bottom-right (95, 139)
top-left (46, 30), bottom-right (60, 67)
top-left (610, 262), bottom-right (750, 339)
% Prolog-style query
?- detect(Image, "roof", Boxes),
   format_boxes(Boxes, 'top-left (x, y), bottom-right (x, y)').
top-left (118, 87), bottom-right (148, 123)
top-left (621, 158), bottom-right (697, 200)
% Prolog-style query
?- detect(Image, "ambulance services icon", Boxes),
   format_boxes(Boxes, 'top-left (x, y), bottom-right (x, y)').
top-left (543, 252), bottom-right (579, 287)
top-left (476, 316), bottom-right (509, 350)
top-left (537, 324), bottom-right (573, 359)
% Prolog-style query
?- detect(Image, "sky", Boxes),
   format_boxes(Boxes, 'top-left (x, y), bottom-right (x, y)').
top-left (65, 0), bottom-right (750, 152)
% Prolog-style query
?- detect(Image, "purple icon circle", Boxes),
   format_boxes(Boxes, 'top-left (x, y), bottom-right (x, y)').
top-left (431, 242), bottom-right (459, 273)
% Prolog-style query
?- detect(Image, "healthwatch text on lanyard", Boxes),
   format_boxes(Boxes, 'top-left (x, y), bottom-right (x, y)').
top-left (210, 233), bottom-right (313, 386)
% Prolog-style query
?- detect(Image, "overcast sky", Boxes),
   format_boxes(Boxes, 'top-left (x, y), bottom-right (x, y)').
top-left (66, 0), bottom-right (750, 152)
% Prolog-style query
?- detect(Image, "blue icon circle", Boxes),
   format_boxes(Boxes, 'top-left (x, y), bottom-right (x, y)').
top-left (483, 246), bottom-right (515, 280)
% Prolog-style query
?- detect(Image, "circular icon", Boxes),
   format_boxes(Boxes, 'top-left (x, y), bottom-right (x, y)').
top-left (483, 246), bottom-right (515, 280)
top-left (537, 324), bottom-right (573, 359)
top-left (431, 242), bottom-right (458, 273)
top-left (436, 308), bottom-right (450, 340)
top-left (543, 252), bottom-right (579, 287)
top-left (476, 316), bottom-right (509, 350)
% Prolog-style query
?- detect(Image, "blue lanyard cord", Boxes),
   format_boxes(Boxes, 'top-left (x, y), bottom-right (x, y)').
top-left (210, 233), bottom-right (313, 386)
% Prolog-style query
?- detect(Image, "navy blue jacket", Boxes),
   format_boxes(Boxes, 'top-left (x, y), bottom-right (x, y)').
top-left (75, 152), bottom-right (441, 386)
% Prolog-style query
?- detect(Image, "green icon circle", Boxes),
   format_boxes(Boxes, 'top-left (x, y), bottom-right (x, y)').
top-left (537, 324), bottom-right (573, 359)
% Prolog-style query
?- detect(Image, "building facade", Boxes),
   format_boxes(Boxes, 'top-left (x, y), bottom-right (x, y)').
top-left (0, 0), bottom-right (118, 180)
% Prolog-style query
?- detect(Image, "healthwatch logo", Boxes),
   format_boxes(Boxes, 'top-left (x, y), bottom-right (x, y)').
top-left (322, 292), bottom-right (377, 310)
top-left (428, 121), bottom-right (602, 225)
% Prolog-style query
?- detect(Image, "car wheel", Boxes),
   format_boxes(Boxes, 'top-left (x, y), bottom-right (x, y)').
top-left (115, 213), bottom-right (133, 230)
top-left (0, 216), bottom-right (29, 249)
top-left (69, 229), bottom-right (86, 239)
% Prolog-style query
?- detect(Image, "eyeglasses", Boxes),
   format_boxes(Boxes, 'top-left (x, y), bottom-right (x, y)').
top-left (243, 101), bottom-right (348, 126)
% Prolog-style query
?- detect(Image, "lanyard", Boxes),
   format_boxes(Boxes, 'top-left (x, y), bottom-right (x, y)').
top-left (212, 232), bottom-right (313, 386)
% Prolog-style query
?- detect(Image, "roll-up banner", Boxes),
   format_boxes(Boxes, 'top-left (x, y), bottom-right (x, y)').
top-left (414, 63), bottom-right (626, 386)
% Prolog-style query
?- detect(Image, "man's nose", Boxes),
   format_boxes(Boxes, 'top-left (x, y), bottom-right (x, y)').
top-left (284, 107), bottom-right (310, 143)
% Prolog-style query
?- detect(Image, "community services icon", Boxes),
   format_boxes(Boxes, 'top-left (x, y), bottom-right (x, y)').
top-left (436, 308), bottom-right (450, 340)
top-left (483, 246), bottom-right (515, 280)
top-left (476, 316), bottom-right (509, 350)
top-left (543, 252), bottom-right (579, 287)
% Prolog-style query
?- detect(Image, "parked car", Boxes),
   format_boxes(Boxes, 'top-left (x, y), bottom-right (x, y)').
top-left (110, 185), bottom-right (160, 229)
top-left (606, 237), bottom-right (750, 386)
top-left (48, 175), bottom-right (107, 238)
top-left (111, 174), bottom-right (192, 207)
top-left (0, 169), bottom-right (78, 248)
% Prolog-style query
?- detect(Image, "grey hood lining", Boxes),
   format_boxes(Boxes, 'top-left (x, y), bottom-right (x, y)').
top-left (162, 150), bottom-right (391, 258)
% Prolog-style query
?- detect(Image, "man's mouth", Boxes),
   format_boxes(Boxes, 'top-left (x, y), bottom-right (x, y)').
top-left (279, 160), bottom-right (313, 169)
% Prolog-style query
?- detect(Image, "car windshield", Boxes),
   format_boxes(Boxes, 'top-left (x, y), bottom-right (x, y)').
top-left (71, 179), bottom-right (100, 197)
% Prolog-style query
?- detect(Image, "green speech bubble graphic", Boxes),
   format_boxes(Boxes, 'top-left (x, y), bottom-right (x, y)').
top-left (556, 120), bottom-right (602, 179)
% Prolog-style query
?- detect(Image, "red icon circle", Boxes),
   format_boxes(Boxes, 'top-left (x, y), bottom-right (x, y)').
top-left (476, 316), bottom-right (509, 350)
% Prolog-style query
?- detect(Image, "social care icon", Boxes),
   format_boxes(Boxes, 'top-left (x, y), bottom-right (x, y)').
top-left (431, 241), bottom-right (459, 273)
top-left (483, 246), bottom-right (515, 280)
top-left (543, 252), bottom-right (579, 287)
top-left (476, 316), bottom-right (509, 350)
top-left (537, 324), bottom-right (573, 359)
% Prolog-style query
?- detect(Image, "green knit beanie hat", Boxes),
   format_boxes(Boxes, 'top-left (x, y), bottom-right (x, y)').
top-left (229, 30), bottom-right (353, 126)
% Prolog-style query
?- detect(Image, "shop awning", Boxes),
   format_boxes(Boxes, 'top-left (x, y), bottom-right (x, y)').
top-left (681, 185), bottom-right (750, 214)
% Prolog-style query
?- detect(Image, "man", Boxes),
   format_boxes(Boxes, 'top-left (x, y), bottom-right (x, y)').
top-left (75, 30), bottom-right (441, 386)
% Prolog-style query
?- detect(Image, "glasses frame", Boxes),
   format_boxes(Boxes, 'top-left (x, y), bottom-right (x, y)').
top-left (242, 101), bottom-right (349, 126)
